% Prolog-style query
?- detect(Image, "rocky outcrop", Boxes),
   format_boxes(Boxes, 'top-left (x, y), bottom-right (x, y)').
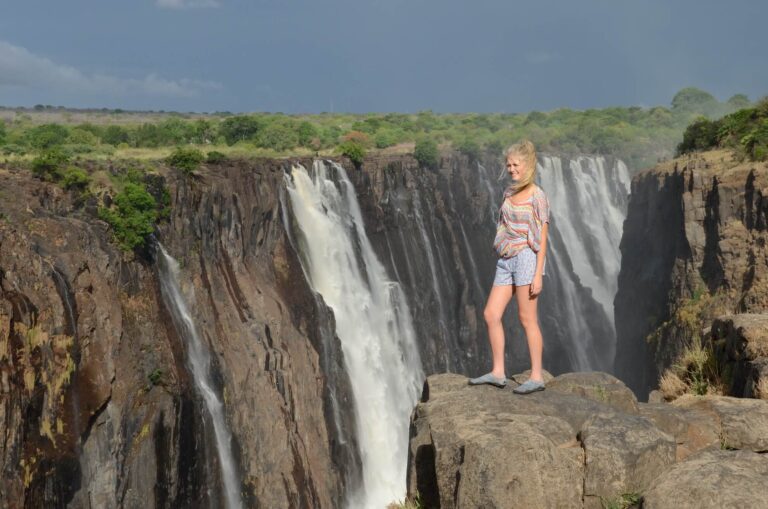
top-left (709, 313), bottom-right (768, 397)
top-left (643, 450), bottom-right (768, 509)
top-left (0, 161), bottom-right (356, 508)
top-left (615, 149), bottom-right (768, 397)
top-left (407, 371), bottom-right (768, 508)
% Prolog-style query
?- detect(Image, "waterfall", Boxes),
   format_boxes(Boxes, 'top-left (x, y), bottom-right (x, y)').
top-left (156, 244), bottom-right (243, 509)
top-left (477, 155), bottom-right (630, 372)
top-left (284, 160), bottom-right (424, 508)
top-left (539, 156), bottom-right (630, 325)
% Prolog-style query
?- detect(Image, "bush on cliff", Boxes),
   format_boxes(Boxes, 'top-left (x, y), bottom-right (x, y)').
top-left (31, 149), bottom-right (70, 180)
top-left (338, 140), bottom-right (366, 167)
top-left (166, 146), bottom-right (204, 175)
top-left (414, 139), bottom-right (438, 169)
top-left (99, 182), bottom-right (158, 251)
top-left (60, 167), bottom-right (91, 191)
top-left (205, 150), bottom-right (227, 164)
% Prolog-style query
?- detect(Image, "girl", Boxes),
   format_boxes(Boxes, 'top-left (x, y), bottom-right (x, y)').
top-left (469, 140), bottom-right (550, 394)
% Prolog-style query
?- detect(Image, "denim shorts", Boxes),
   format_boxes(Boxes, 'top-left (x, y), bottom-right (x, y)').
top-left (493, 247), bottom-right (543, 287)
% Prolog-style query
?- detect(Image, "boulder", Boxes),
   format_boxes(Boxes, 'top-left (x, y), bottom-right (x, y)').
top-left (580, 413), bottom-right (675, 507)
top-left (639, 402), bottom-right (719, 460)
top-left (643, 450), bottom-right (768, 509)
top-left (672, 395), bottom-right (768, 452)
top-left (548, 372), bottom-right (640, 414)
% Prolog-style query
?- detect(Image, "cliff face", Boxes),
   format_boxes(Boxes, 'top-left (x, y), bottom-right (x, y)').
top-left (1, 149), bottom-right (629, 506)
top-left (0, 162), bottom-right (357, 508)
top-left (615, 149), bottom-right (768, 397)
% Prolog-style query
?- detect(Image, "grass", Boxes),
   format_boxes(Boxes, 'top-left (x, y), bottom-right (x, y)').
top-left (601, 492), bottom-right (642, 509)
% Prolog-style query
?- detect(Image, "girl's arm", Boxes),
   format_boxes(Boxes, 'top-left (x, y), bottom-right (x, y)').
top-left (530, 222), bottom-right (548, 297)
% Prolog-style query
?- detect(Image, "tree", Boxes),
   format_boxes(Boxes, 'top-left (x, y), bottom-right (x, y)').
top-left (0, 120), bottom-right (6, 144)
top-left (166, 146), bottom-right (204, 174)
top-left (726, 94), bottom-right (751, 110)
top-left (671, 87), bottom-right (718, 114)
top-left (338, 140), bottom-right (366, 167)
top-left (99, 182), bottom-right (158, 250)
top-left (102, 125), bottom-right (130, 146)
top-left (26, 124), bottom-right (69, 150)
top-left (256, 122), bottom-right (299, 151)
top-left (414, 139), bottom-right (439, 169)
top-left (31, 149), bottom-right (70, 180)
top-left (220, 115), bottom-right (261, 145)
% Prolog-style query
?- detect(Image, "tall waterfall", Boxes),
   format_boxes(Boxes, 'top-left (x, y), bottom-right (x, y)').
top-left (284, 161), bottom-right (424, 508)
top-left (537, 156), bottom-right (631, 369)
top-left (156, 244), bottom-right (243, 509)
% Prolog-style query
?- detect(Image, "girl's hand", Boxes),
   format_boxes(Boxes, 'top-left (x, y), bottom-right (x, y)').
top-left (530, 274), bottom-right (543, 297)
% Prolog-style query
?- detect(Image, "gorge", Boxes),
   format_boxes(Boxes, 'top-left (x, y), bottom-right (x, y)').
top-left (1, 148), bottom-right (742, 507)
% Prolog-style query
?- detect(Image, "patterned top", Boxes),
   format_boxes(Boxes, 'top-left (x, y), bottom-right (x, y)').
top-left (493, 185), bottom-right (550, 258)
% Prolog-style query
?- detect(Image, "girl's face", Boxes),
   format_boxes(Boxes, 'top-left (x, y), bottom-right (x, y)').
top-left (506, 155), bottom-right (526, 181)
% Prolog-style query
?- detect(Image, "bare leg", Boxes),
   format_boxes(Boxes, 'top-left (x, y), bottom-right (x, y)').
top-left (483, 284), bottom-right (515, 378)
top-left (515, 284), bottom-right (544, 381)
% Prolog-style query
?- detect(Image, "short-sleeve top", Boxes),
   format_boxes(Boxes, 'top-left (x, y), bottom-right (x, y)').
top-left (493, 184), bottom-right (550, 258)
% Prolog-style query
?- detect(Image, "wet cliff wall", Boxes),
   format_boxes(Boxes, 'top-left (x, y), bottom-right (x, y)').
top-left (0, 161), bottom-right (357, 508)
top-left (615, 149), bottom-right (768, 397)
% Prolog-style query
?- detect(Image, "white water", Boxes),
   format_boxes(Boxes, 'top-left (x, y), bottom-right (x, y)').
top-left (285, 161), bottom-right (424, 509)
top-left (156, 244), bottom-right (243, 509)
top-left (538, 156), bottom-right (630, 327)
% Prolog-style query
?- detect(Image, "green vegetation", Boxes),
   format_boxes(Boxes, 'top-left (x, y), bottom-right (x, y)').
top-left (601, 492), bottom-right (642, 509)
top-left (166, 146), bottom-right (204, 174)
top-left (0, 87), bottom-right (759, 170)
top-left (205, 150), bottom-right (227, 164)
top-left (98, 180), bottom-right (159, 251)
top-left (677, 98), bottom-right (768, 160)
top-left (31, 149), bottom-right (70, 180)
top-left (338, 140), bottom-right (366, 167)
top-left (60, 167), bottom-right (91, 190)
top-left (148, 369), bottom-right (163, 386)
top-left (414, 139), bottom-right (439, 169)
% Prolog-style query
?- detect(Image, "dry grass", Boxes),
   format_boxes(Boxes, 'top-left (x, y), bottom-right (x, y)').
top-left (659, 371), bottom-right (688, 400)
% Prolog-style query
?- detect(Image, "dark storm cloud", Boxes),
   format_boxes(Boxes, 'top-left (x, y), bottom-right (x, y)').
top-left (0, 0), bottom-right (765, 112)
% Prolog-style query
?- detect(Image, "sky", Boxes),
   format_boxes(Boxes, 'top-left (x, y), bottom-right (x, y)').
top-left (1, 0), bottom-right (766, 114)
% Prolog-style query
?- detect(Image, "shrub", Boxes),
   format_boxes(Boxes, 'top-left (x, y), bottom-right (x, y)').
top-left (31, 149), bottom-right (70, 180)
top-left (0, 120), bottom-right (6, 144)
top-left (99, 182), bottom-right (158, 251)
top-left (456, 137), bottom-right (481, 161)
top-left (2, 144), bottom-right (27, 156)
top-left (26, 123), bottom-right (69, 150)
top-left (413, 139), bottom-right (439, 169)
top-left (205, 150), bottom-right (227, 164)
top-left (256, 121), bottom-right (300, 151)
top-left (338, 140), bottom-right (366, 167)
top-left (220, 115), bottom-right (261, 145)
top-left (61, 167), bottom-right (91, 190)
top-left (166, 146), bottom-right (204, 174)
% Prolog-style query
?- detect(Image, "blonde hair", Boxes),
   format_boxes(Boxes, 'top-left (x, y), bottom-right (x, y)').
top-left (504, 139), bottom-right (537, 194)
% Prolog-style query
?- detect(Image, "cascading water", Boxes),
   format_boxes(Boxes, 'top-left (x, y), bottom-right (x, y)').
top-left (539, 156), bottom-right (631, 324)
top-left (284, 160), bottom-right (424, 508)
top-left (156, 244), bottom-right (243, 509)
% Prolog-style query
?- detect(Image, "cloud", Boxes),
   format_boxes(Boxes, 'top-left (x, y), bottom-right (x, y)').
top-left (156, 0), bottom-right (220, 9)
top-left (0, 40), bottom-right (222, 98)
